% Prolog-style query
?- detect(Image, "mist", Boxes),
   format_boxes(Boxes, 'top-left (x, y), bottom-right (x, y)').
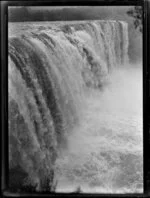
top-left (55, 63), bottom-right (143, 193)
top-left (9, 6), bottom-right (142, 63)
top-left (8, 13), bottom-right (143, 192)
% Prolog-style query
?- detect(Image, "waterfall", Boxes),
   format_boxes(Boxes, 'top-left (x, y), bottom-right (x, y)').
top-left (8, 20), bottom-right (129, 191)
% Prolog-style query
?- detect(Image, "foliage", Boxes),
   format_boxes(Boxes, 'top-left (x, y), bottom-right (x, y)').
top-left (127, 6), bottom-right (142, 33)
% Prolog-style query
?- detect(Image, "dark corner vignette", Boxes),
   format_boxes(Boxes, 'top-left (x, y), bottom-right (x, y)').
top-left (1, 0), bottom-right (9, 197)
top-left (2, 0), bottom-right (149, 197)
top-left (144, 0), bottom-right (150, 196)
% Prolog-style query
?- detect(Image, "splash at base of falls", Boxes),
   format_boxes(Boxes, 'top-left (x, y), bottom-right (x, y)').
top-left (55, 65), bottom-right (143, 193)
top-left (8, 21), bottom-right (142, 193)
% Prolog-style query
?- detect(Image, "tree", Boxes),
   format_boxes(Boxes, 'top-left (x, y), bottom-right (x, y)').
top-left (127, 6), bottom-right (142, 33)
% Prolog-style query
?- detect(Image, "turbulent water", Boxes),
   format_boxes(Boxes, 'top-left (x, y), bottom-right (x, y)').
top-left (8, 21), bottom-right (143, 193)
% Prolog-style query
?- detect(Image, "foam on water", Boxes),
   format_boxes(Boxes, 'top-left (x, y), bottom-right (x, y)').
top-left (8, 21), bottom-right (142, 192)
top-left (55, 65), bottom-right (143, 193)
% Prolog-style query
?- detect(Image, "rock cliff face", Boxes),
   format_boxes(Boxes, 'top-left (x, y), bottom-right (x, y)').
top-left (8, 20), bottom-right (129, 191)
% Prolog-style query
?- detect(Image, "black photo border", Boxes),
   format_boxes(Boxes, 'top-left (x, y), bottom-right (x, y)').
top-left (1, 0), bottom-right (149, 197)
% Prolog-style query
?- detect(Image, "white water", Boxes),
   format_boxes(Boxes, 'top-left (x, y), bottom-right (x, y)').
top-left (55, 66), bottom-right (143, 193)
top-left (9, 21), bottom-right (143, 193)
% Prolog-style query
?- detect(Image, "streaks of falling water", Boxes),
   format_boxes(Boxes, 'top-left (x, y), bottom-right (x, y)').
top-left (8, 20), bottom-right (142, 192)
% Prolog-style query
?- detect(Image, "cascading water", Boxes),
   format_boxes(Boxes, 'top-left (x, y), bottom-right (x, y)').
top-left (8, 20), bottom-right (142, 193)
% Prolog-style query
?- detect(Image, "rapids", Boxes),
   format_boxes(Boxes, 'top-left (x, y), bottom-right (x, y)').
top-left (8, 21), bottom-right (143, 193)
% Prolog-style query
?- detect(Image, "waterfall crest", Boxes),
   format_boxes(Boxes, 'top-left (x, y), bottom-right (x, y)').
top-left (8, 20), bottom-right (129, 191)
